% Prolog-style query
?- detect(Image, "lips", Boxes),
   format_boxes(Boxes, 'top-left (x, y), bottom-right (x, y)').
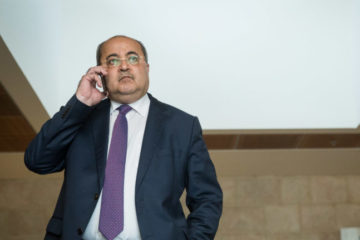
top-left (120, 75), bottom-right (134, 81)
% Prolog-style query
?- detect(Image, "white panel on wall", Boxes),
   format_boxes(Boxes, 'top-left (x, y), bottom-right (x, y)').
top-left (1, 0), bottom-right (359, 129)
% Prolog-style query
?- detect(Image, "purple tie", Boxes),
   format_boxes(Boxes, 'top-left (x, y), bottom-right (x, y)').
top-left (99, 104), bottom-right (132, 240)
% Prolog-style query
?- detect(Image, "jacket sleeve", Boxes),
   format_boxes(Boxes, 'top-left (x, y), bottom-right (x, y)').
top-left (24, 95), bottom-right (94, 174)
top-left (185, 117), bottom-right (223, 240)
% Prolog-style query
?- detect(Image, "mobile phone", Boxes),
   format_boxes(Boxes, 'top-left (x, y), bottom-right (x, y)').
top-left (99, 73), bottom-right (107, 93)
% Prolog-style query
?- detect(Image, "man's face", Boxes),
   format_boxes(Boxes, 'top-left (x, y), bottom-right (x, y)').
top-left (100, 37), bottom-right (149, 104)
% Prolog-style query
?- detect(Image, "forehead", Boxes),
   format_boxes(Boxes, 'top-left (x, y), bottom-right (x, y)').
top-left (101, 37), bottom-right (142, 58)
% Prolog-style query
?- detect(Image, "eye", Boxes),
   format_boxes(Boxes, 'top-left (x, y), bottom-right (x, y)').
top-left (107, 58), bottom-right (121, 66)
top-left (127, 55), bottom-right (139, 65)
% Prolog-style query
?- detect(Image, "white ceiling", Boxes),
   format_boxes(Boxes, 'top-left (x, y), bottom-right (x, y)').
top-left (1, 0), bottom-right (359, 129)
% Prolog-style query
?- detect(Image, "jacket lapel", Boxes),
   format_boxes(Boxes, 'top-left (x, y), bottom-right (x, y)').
top-left (91, 98), bottom-right (110, 189)
top-left (90, 95), bottom-right (167, 193)
top-left (135, 94), bottom-right (168, 193)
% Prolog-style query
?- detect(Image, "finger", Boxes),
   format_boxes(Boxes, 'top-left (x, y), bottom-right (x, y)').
top-left (94, 73), bottom-right (103, 88)
top-left (82, 73), bottom-right (103, 89)
top-left (90, 72), bottom-right (105, 89)
top-left (86, 66), bottom-right (108, 76)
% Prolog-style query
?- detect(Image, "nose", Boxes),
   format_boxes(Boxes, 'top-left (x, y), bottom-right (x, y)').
top-left (119, 59), bottom-right (129, 71)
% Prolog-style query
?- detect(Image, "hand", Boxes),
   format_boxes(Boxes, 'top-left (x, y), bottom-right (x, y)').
top-left (76, 66), bottom-right (108, 106)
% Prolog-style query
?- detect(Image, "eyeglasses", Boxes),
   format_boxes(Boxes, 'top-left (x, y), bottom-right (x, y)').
top-left (103, 55), bottom-right (143, 68)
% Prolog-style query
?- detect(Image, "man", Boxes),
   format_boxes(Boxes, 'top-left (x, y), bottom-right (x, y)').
top-left (25, 35), bottom-right (222, 240)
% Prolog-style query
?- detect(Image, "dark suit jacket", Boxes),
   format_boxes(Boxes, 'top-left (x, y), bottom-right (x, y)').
top-left (25, 93), bottom-right (222, 240)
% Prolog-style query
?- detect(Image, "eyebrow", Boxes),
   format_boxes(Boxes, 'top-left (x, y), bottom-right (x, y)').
top-left (105, 51), bottom-right (140, 60)
top-left (126, 51), bottom-right (139, 56)
top-left (105, 53), bottom-right (119, 60)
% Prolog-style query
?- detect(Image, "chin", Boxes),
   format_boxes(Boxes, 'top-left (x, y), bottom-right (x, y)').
top-left (118, 83), bottom-right (137, 92)
top-left (119, 89), bottom-right (137, 96)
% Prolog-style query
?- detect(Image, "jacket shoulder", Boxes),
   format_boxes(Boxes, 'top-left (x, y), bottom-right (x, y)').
top-left (148, 93), bottom-right (195, 121)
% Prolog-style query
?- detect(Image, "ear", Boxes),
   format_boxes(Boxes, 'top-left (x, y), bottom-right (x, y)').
top-left (146, 63), bottom-right (150, 72)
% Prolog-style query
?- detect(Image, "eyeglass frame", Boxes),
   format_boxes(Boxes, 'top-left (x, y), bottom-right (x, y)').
top-left (101, 53), bottom-right (145, 68)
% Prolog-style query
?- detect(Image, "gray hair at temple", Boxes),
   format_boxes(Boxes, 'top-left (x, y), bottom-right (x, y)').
top-left (96, 35), bottom-right (148, 65)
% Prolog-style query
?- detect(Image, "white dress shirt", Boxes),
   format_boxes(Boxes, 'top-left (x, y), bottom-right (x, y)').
top-left (83, 94), bottom-right (150, 240)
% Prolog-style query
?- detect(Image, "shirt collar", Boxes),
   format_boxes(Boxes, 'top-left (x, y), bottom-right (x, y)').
top-left (110, 93), bottom-right (150, 117)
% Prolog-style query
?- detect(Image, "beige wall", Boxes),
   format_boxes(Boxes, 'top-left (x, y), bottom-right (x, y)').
top-left (215, 173), bottom-right (360, 240)
top-left (1, 149), bottom-right (360, 239)
top-left (215, 175), bottom-right (360, 240)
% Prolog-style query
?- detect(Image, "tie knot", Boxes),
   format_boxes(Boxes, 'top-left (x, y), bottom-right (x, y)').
top-left (118, 104), bottom-right (132, 115)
